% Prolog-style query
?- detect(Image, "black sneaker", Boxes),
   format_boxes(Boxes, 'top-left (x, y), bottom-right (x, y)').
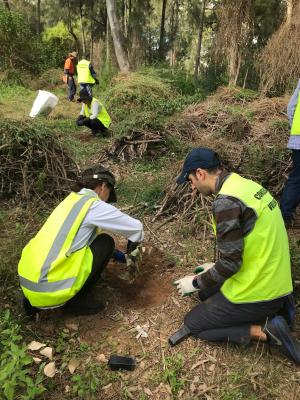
top-left (278, 294), bottom-right (296, 331)
top-left (284, 218), bottom-right (300, 229)
top-left (22, 296), bottom-right (38, 318)
top-left (91, 130), bottom-right (102, 137)
top-left (263, 316), bottom-right (300, 364)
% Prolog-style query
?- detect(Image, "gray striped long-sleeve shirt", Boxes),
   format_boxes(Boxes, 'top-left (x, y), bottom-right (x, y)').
top-left (195, 171), bottom-right (257, 290)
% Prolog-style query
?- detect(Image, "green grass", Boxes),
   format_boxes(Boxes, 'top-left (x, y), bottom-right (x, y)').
top-left (0, 310), bottom-right (46, 400)
top-left (117, 173), bottom-right (166, 211)
top-left (161, 354), bottom-right (186, 396)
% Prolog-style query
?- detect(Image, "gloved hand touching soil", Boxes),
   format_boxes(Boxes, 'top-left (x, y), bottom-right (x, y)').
top-left (174, 262), bottom-right (215, 297)
top-left (126, 240), bottom-right (143, 272)
top-left (174, 275), bottom-right (198, 297)
top-left (112, 249), bottom-right (126, 264)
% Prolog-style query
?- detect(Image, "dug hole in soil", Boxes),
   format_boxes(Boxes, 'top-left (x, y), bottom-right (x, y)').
top-left (104, 244), bottom-right (172, 309)
top-left (37, 244), bottom-right (174, 342)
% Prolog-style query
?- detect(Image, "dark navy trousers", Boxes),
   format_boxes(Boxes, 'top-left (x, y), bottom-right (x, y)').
top-left (280, 149), bottom-right (300, 222)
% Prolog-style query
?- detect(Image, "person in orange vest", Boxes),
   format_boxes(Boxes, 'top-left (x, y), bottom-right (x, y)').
top-left (63, 51), bottom-right (77, 101)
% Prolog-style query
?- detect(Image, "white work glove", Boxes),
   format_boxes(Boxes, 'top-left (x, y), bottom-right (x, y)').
top-left (174, 262), bottom-right (215, 297)
top-left (173, 276), bottom-right (198, 297)
top-left (193, 262), bottom-right (214, 274)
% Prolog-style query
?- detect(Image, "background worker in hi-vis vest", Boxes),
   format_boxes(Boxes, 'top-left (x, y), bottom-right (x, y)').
top-left (76, 88), bottom-right (111, 136)
top-left (172, 147), bottom-right (300, 364)
top-left (18, 166), bottom-right (144, 317)
top-left (280, 80), bottom-right (300, 228)
top-left (76, 55), bottom-right (99, 97)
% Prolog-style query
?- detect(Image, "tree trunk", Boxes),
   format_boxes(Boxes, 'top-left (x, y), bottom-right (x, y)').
top-left (79, 0), bottom-right (87, 56)
top-left (106, 0), bottom-right (130, 72)
top-left (90, 0), bottom-right (94, 61)
top-left (36, 0), bottom-right (41, 35)
top-left (169, 0), bottom-right (179, 70)
top-left (194, 0), bottom-right (206, 79)
top-left (228, 42), bottom-right (239, 86)
top-left (124, 0), bottom-right (128, 38)
top-left (158, 0), bottom-right (167, 60)
top-left (67, 0), bottom-right (80, 55)
top-left (3, 0), bottom-right (10, 11)
top-left (106, 14), bottom-right (110, 70)
top-left (286, 0), bottom-right (293, 26)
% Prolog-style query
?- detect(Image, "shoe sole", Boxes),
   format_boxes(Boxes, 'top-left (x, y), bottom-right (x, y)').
top-left (273, 317), bottom-right (300, 364)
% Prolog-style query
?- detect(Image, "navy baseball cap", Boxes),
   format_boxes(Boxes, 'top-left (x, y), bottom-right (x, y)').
top-left (176, 147), bottom-right (221, 184)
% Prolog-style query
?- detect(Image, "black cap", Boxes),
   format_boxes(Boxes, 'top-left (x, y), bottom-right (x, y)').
top-left (81, 166), bottom-right (117, 203)
top-left (77, 88), bottom-right (92, 102)
top-left (176, 147), bottom-right (221, 184)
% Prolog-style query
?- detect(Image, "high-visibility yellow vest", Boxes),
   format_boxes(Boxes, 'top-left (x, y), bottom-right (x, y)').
top-left (77, 59), bottom-right (95, 84)
top-left (83, 97), bottom-right (111, 128)
top-left (18, 192), bottom-right (99, 308)
top-left (291, 93), bottom-right (300, 134)
top-left (214, 173), bottom-right (292, 303)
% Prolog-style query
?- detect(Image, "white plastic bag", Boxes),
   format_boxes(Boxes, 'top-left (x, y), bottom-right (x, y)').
top-left (29, 90), bottom-right (58, 118)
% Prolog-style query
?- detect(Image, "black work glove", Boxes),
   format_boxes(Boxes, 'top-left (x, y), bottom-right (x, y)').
top-left (127, 240), bottom-right (139, 253)
top-left (76, 117), bottom-right (90, 126)
top-left (94, 78), bottom-right (99, 85)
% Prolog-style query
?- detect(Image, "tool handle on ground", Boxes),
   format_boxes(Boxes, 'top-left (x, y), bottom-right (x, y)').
top-left (108, 355), bottom-right (136, 371)
top-left (169, 325), bottom-right (191, 347)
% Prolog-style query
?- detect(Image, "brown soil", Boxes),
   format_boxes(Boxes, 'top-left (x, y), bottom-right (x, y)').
top-left (34, 245), bottom-right (174, 342)
top-left (104, 246), bottom-right (173, 309)
top-left (75, 132), bottom-right (94, 142)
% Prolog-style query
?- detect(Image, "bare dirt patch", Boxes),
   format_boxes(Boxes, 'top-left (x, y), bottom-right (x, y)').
top-left (34, 246), bottom-right (174, 340)
top-left (104, 246), bottom-right (173, 309)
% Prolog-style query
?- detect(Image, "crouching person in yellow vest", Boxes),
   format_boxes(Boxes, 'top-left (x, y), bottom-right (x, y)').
top-left (172, 147), bottom-right (300, 364)
top-left (76, 88), bottom-right (111, 137)
top-left (18, 166), bottom-right (144, 317)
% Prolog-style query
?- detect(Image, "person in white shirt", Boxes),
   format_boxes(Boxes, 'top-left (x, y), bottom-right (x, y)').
top-left (19, 166), bottom-right (144, 317)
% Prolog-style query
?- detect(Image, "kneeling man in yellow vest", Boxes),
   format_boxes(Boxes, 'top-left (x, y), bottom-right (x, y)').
top-left (76, 88), bottom-right (111, 136)
top-left (172, 147), bottom-right (300, 364)
top-left (18, 166), bottom-right (144, 316)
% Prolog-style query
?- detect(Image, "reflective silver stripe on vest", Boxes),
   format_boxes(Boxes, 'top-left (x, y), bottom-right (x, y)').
top-left (39, 194), bottom-right (95, 283)
top-left (19, 276), bottom-right (76, 292)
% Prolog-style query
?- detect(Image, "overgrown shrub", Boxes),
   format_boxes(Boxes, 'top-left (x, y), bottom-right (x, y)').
top-left (103, 72), bottom-right (206, 136)
top-left (0, 7), bottom-right (68, 75)
top-left (0, 120), bottom-right (78, 202)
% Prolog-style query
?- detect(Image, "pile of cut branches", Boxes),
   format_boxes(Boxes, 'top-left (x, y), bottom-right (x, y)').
top-left (106, 131), bottom-right (167, 162)
top-left (0, 120), bottom-right (78, 202)
top-left (154, 177), bottom-right (212, 231)
top-left (156, 88), bottom-right (291, 230)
